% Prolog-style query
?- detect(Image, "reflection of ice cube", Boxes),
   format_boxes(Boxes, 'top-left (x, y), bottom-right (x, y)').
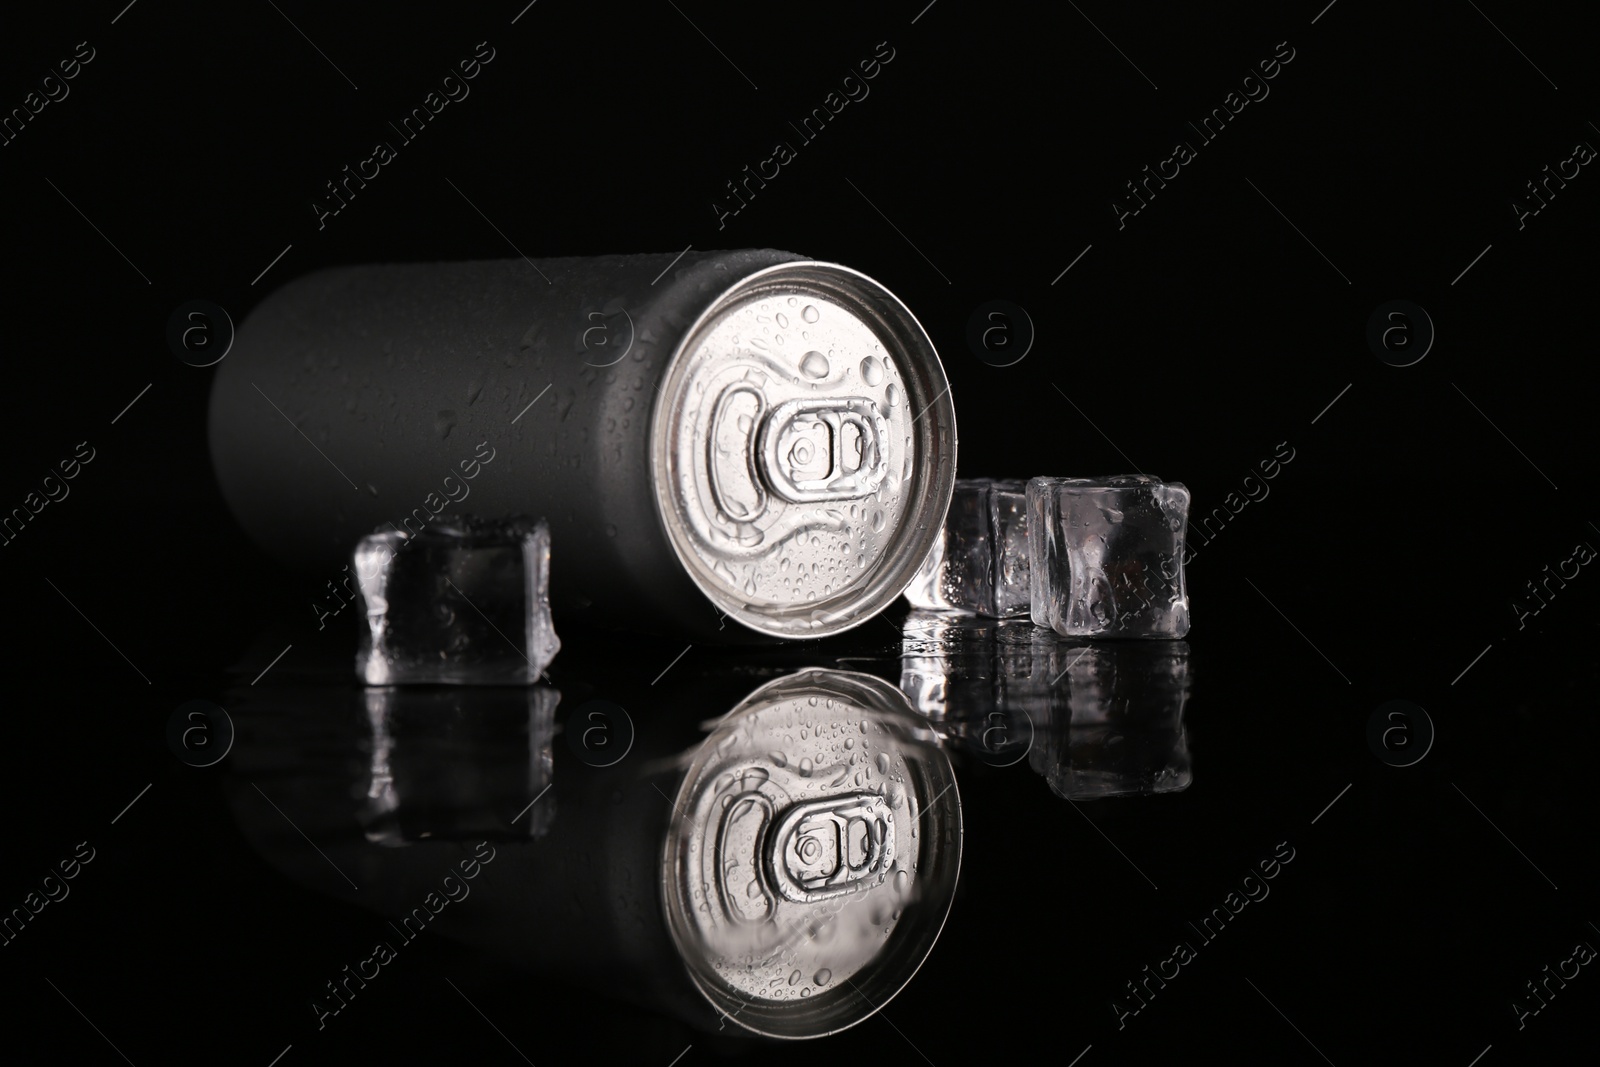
top-left (899, 612), bottom-right (1192, 789)
top-left (354, 516), bottom-right (559, 685)
top-left (362, 685), bottom-right (559, 843)
top-left (1028, 475), bottom-right (1190, 639)
top-left (904, 479), bottom-right (1030, 617)
top-left (899, 611), bottom-right (1054, 766)
top-left (1030, 641), bottom-right (1192, 799)
top-left (900, 610), bottom-right (1038, 722)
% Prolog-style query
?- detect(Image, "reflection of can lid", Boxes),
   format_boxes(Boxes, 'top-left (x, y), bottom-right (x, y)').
top-left (660, 669), bottom-right (961, 1039)
top-left (651, 262), bottom-right (957, 638)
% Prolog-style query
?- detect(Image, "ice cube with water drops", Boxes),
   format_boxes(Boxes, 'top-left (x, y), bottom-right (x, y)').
top-left (903, 478), bottom-right (1030, 617)
top-left (1027, 475), bottom-right (1190, 639)
top-left (354, 516), bottom-right (560, 685)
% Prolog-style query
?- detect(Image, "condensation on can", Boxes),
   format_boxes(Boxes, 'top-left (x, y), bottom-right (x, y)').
top-left (209, 250), bottom-right (952, 641)
top-left (659, 668), bottom-right (962, 1039)
top-left (651, 262), bottom-right (956, 638)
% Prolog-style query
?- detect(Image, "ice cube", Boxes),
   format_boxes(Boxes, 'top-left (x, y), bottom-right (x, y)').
top-left (354, 516), bottom-right (560, 685)
top-left (1027, 475), bottom-right (1190, 639)
top-left (903, 478), bottom-right (1030, 617)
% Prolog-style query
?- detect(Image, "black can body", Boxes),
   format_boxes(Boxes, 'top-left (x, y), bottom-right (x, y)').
top-left (210, 250), bottom-right (800, 639)
top-left (209, 249), bottom-right (956, 641)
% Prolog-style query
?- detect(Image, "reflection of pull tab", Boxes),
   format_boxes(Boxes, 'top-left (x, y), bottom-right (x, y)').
top-left (767, 793), bottom-right (895, 904)
top-left (715, 791), bottom-right (776, 924)
top-left (757, 398), bottom-right (887, 504)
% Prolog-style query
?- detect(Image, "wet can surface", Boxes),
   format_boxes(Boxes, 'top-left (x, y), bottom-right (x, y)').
top-left (660, 668), bottom-right (962, 1038)
top-left (209, 250), bottom-right (957, 639)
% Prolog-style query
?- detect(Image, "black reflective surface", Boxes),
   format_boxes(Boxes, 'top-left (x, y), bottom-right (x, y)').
top-left (11, 602), bottom-right (1599, 1063)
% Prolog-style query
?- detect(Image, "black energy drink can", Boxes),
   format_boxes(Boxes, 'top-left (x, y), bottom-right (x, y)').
top-left (209, 250), bottom-right (957, 639)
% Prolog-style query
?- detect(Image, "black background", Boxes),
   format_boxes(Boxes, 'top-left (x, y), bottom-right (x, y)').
top-left (2, 0), bottom-right (1597, 1063)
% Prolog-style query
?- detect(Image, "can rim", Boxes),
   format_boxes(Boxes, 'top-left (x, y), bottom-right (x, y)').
top-left (648, 261), bottom-right (957, 639)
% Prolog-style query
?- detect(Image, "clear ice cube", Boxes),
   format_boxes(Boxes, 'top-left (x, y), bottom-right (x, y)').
top-left (904, 478), bottom-right (1030, 617)
top-left (1028, 475), bottom-right (1190, 639)
top-left (354, 516), bottom-right (560, 685)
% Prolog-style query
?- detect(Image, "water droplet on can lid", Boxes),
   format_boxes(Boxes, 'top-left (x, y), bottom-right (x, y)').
top-left (650, 263), bottom-right (954, 638)
top-left (799, 351), bottom-right (830, 379)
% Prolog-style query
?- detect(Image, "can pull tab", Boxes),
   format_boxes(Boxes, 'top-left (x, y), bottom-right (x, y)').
top-left (766, 792), bottom-right (895, 904)
top-left (757, 398), bottom-right (887, 504)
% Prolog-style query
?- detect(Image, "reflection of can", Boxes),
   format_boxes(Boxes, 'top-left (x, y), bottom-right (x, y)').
top-left (661, 668), bottom-right (961, 1038)
top-left (226, 665), bottom-right (957, 1040)
top-left (210, 251), bottom-right (957, 640)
